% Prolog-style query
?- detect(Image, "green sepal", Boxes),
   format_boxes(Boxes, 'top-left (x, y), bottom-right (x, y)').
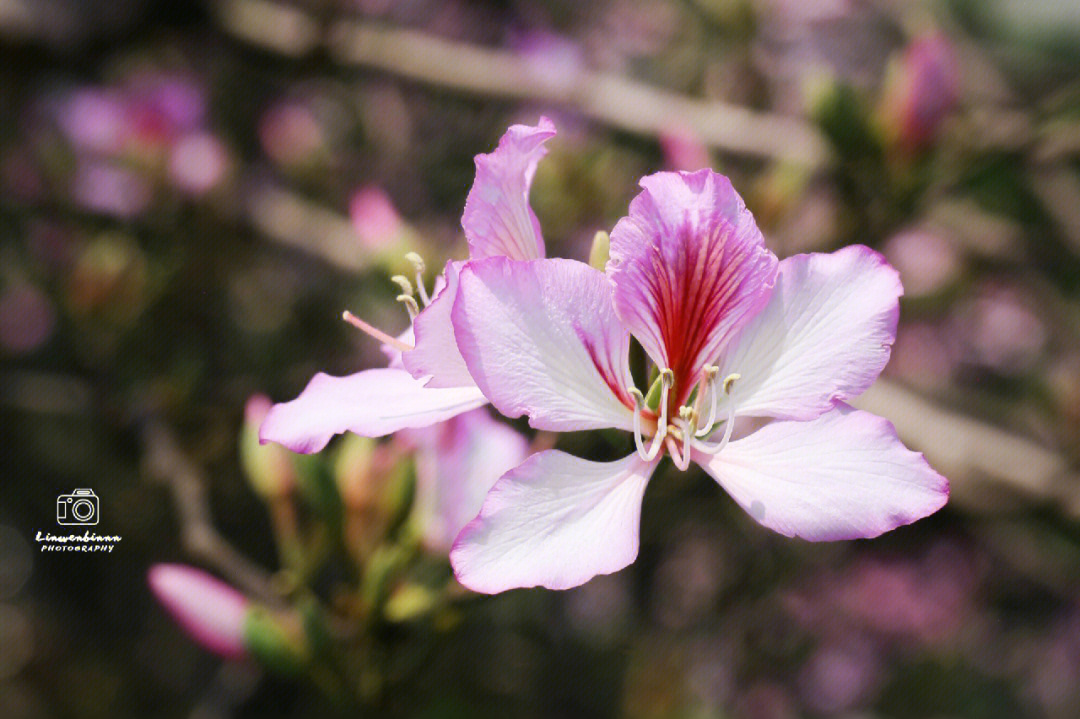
top-left (243, 606), bottom-right (310, 677)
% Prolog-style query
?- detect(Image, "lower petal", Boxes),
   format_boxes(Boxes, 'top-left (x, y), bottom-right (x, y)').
top-left (259, 368), bottom-right (487, 453)
top-left (402, 261), bottom-right (475, 388)
top-left (451, 450), bottom-right (658, 593)
top-left (695, 407), bottom-right (948, 541)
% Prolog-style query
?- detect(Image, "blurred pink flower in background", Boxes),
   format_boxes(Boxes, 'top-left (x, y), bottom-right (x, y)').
top-left (148, 564), bottom-right (250, 660)
top-left (787, 542), bottom-right (979, 646)
top-left (658, 124), bottom-right (711, 171)
top-left (954, 287), bottom-right (1047, 373)
top-left (349, 186), bottom-right (404, 249)
top-left (513, 30), bottom-right (586, 95)
top-left (70, 161), bottom-right (152, 218)
top-left (889, 322), bottom-right (959, 391)
top-left (57, 88), bottom-right (129, 155)
top-left (259, 101), bottom-right (326, 166)
top-left (0, 285), bottom-right (56, 354)
top-left (169, 132), bottom-right (230, 195)
top-left (797, 638), bottom-right (881, 714)
top-left (880, 32), bottom-right (960, 152)
top-left (883, 228), bottom-right (961, 297)
top-left (409, 408), bottom-right (529, 552)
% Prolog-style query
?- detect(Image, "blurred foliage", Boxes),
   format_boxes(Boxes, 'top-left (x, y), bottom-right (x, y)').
top-left (3, 1), bottom-right (1080, 718)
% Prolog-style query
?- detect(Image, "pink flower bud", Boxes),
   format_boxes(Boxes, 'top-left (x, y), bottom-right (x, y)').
top-left (881, 32), bottom-right (960, 152)
top-left (148, 564), bottom-right (249, 660)
top-left (658, 123), bottom-right (711, 171)
top-left (348, 186), bottom-right (403, 249)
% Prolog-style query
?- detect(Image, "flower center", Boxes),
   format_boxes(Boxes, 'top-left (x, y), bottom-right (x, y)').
top-left (627, 366), bottom-right (740, 469)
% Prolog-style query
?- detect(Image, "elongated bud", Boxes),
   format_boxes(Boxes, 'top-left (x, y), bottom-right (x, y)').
top-left (333, 433), bottom-right (378, 509)
top-left (243, 606), bottom-right (310, 676)
top-left (148, 564), bottom-right (249, 660)
top-left (380, 459), bottom-right (417, 540)
top-left (240, 395), bottom-right (294, 499)
top-left (349, 185), bottom-right (403, 249)
top-left (879, 32), bottom-right (959, 153)
top-left (589, 231), bottom-right (610, 271)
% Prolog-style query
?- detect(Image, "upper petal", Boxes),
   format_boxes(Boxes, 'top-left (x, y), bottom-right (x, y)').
top-left (715, 245), bottom-right (902, 420)
top-left (607, 170), bottom-right (778, 403)
top-left (453, 256), bottom-right (636, 432)
top-left (410, 408), bottom-right (530, 552)
top-left (401, 261), bottom-right (475, 388)
top-left (450, 450), bottom-right (659, 593)
top-left (462, 117), bottom-right (555, 261)
top-left (259, 368), bottom-right (487, 453)
top-left (695, 406), bottom-right (948, 541)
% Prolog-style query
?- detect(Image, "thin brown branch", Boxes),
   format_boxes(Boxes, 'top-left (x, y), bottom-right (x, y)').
top-left (142, 421), bottom-right (279, 603)
top-left (217, 0), bottom-right (829, 168)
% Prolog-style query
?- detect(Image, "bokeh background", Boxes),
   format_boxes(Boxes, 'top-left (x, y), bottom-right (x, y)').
top-left (4, 1), bottom-right (1080, 717)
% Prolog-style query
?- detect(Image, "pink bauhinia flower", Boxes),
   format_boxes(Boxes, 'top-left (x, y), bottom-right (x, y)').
top-left (259, 118), bottom-right (557, 453)
top-left (448, 169), bottom-right (948, 593)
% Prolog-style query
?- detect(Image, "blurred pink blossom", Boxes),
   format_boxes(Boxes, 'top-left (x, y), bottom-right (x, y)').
top-left (348, 186), bottom-right (404, 249)
top-left (0, 285), bottom-right (55, 354)
top-left (169, 132), bottom-right (229, 195)
top-left (883, 228), bottom-right (961, 297)
top-left (57, 88), bottom-right (129, 154)
top-left (259, 102), bottom-right (325, 166)
top-left (70, 161), bottom-right (152, 218)
top-left (797, 638), bottom-right (881, 713)
top-left (658, 124), bottom-right (711, 171)
top-left (955, 287), bottom-right (1046, 372)
top-left (881, 32), bottom-right (960, 151)
top-left (148, 564), bottom-right (249, 660)
top-left (889, 322), bottom-right (958, 390)
top-left (512, 31), bottom-right (586, 95)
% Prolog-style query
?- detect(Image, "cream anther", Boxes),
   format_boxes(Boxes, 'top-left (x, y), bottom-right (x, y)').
top-left (404, 252), bottom-right (431, 306)
top-left (390, 275), bottom-right (414, 296)
top-left (396, 294), bottom-right (420, 319)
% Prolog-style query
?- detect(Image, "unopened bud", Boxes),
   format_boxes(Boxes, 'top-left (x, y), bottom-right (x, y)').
top-left (148, 564), bottom-right (249, 660)
top-left (589, 230), bottom-right (610, 271)
top-left (240, 395), bottom-right (295, 499)
top-left (879, 32), bottom-right (960, 152)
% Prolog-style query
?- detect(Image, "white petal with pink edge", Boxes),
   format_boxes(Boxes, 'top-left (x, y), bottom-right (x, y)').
top-left (453, 257), bottom-right (636, 432)
top-left (451, 450), bottom-right (659, 593)
top-left (259, 368), bottom-right (487, 453)
top-left (462, 117), bottom-right (555, 261)
top-left (694, 406), bottom-right (948, 541)
top-left (401, 261), bottom-right (476, 388)
top-left (715, 245), bottom-right (902, 421)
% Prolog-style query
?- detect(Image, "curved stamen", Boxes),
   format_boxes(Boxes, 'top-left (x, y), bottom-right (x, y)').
top-left (673, 407), bottom-right (696, 471)
top-left (628, 368), bottom-right (673, 462)
top-left (690, 373), bottom-right (740, 455)
top-left (694, 365), bottom-right (720, 438)
top-left (390, 275), bottom-right (414, 296)
top-left (396, 294), bottom-right (420, 319)
top-left (405, 252), bottom-right (431, 307)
